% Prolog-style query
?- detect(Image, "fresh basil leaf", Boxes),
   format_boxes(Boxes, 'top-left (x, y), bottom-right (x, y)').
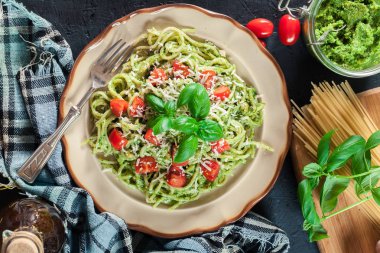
top-left (172, 116), bottom-right (199, 134)
top-left (309, 177), bottom-right (320, 190)
top-left (177, 83), bottom-right (198, 107)
top-left (371, 187), bottom-right (380, 206)
top-left (164, 100), bottom-right (177, 116)
top-left (152, 116), bottom-right (172, 135)
top-left (174, 135), bottom-right (198, 163)
top-left (188, 84), bottom-right (211, 119)
top-left (317, 130), bottom-right (335, 166)
top-left (305, 222), bottom-right (329, 242)
top-left (351, 150), bottom-right (371, 196)
top-left (145, 94), bottom-right (165, 113)
top-left (303, 163), bottom-right (323, 178)
top-left (298, 179), bottom-right (325, 239)
top-left (351, 150), bottom-right (371, 176)
top-left (197, 119), bottom-right (223, 142)
top-left (355, 181), bottom-right (366, 196)
top-left (326, 135), bottom-right (365, 172)
top-left (147, 115), bottom-right (165, 128)
top-left (356, 170), bottom-right (380, 195)
top-left (320, 176), bottom-right (350, 214)
top-left (365, 130), bottom-right (380, 151)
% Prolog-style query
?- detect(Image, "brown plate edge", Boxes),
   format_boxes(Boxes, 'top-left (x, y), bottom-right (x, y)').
top-left (59, 3), bottom-right (292, 238)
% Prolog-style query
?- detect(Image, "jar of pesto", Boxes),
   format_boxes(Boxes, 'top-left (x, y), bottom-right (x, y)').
top-left (280, 0), bottom-right (380, 78)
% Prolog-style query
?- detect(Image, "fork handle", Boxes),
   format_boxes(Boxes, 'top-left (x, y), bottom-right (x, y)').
top-left (18, 87), bottom-right (95, 184)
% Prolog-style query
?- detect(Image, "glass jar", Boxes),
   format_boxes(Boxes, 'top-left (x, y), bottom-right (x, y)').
top-left (0, 198), bottom-right (65, 253)
top-left (283, 0), bottom-right (380, 78)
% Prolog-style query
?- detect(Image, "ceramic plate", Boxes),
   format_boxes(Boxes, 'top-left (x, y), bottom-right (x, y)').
top-left (60, 4), bottom-right (291, 237)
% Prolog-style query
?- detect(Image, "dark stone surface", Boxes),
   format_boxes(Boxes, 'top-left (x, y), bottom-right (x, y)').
top-left (4, 0), bottom-right (379, 252)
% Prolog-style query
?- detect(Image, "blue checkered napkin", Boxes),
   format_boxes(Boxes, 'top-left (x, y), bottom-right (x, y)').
top-left (0, 0), bottom-right (290, 252)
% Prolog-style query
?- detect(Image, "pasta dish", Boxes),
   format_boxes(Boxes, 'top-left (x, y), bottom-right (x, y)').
top-left (88, 27), bottom-right (264, 208)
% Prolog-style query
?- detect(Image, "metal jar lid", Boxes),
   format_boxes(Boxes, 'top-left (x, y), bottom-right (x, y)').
top-left (1, 230), bottom-right (44, 253)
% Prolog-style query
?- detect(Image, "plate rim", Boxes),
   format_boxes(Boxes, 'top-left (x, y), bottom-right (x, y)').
top-left (59, 3), bottom-right (292, 238)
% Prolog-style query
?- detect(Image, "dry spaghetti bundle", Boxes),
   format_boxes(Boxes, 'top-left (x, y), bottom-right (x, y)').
top-left (293, 81), bottom-right (380, 227)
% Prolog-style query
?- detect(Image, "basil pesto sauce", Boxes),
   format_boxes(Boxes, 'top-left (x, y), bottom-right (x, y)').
top-left (315, 0), bottom-right (380, 70)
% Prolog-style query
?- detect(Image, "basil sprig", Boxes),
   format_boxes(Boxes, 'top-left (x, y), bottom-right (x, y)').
top-left (177, 83), bottom-right (210, 119)
top-left (145, 94), bottom-right (176, 135)
top-left (172, 116), bottom-right (199, 134)
top-left (145, 94), bottom-right (165, 114)
top-left (174, 135), bottom-right (199, 163)
top-left (298, 130), bottom-right (380, 242)
top-left (144, 83), bottom-right (223, 163)
top-left (196, 119), bottom-right (223, 141)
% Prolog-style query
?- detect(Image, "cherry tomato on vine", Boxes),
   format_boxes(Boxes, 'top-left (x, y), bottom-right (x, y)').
top-left (278, 14), bottom-right (301, 46)
top-left (246, 18), bottom-right (274, 39)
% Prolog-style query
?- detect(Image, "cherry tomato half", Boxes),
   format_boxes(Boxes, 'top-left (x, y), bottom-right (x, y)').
top-left (200, 70), bottom-right (217, 90)
top-left (144, 128), bottom-right (160, 146)
top-left (172, 60), bottom-right (190, 78)
top-left (129, 96), bottom-right (145, 117)
top-left (278, 14), bottom-right (301, 46)
top-left (108, 129), bottom-right (128, 151)
top-left (211, 139), bottom-right (230, 154)
top-left (135, 156), bottom-right (158, 174)
top-left (110, 99), bottom-right (129, 117)
top-left (213, 85), bottom-right (231, 101)
top-left (200, 159), bottom-right (220, 182)
top-left (149, 68), bottom-right (167, 86)
top-left (246, 18), bottom-right (274, 39)
top-left (167, 166), bottom-right (187, 188)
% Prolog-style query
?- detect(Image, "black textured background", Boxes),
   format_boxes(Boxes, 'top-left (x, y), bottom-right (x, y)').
top-left (5, 0), bottom-right (380, 252)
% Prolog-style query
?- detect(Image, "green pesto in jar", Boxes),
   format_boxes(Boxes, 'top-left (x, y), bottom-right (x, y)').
top-left (315, 0), bottom-right (380, 70)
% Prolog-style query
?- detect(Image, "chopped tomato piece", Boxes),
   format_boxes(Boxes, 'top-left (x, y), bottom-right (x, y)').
top-left (200, 159), bottom-right (220, 182)
top-left (213, 85), bottom-right (231, 101)
top-left (200, 70), bottom-right (216, 90)
top-left (129, 96), bottom-right (145, 117)
top-left (149, 68), bottom-right (168, 86)
top-left (167, 166), bottom-right (187, 188)
top-left (172, 60), bottom-right (190, 78)
top-left (171, 145), bottom-right (189, 167)
top-left (211, 139), bottom-right (230, 154)
top-left (134, 156), bottom-right (158, 174)
top-left (108, 129), bottom-right (128, 151)
top-left (144, 128), bottom-right (160, 146)
top-left (110, 99), bottom-right (129, 117)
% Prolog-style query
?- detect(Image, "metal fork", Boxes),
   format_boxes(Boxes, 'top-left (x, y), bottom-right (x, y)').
top-left (18, 39), bottom-right (131, 184)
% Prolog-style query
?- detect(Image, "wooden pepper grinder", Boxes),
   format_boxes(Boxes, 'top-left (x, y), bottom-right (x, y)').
top-left (0, 198), bottom-right (65, 253)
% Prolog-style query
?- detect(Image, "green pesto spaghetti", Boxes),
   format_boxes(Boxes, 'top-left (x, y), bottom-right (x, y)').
top-left (88, 27), bottom-right (264, 209)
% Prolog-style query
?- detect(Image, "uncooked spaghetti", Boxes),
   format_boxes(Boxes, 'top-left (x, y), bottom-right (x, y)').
top-left (293, 81), bottom-right (380, 227)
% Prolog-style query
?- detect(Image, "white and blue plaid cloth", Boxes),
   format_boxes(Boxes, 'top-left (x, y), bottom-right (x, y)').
top-left (0, 0), bottom-right (290, 252)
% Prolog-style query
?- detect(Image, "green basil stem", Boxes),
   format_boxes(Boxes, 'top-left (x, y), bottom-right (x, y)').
top-left (320, 195), bottom-right (373, 222)
top-left (326, 166), bottom-right (380, 179)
